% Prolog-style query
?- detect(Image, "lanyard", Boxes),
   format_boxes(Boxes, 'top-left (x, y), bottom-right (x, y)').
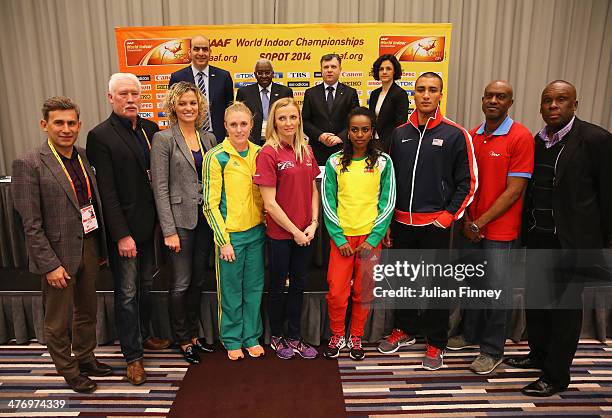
top-left (179, 128), bottom-right (203, 164)
top-left (47, 140), bottom-right (92, 204)
top-left (141, 128), bottom-right (151, 149)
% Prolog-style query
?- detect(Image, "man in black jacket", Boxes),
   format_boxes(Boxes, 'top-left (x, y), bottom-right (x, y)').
top-left (302, 53), bottom-right (359, 165)
top-left (506, 80), bottom-right (612, 396)
top-left (86, 73), bottom-right (171, 386)
top-left (236, 59), bottom-right (293, 145)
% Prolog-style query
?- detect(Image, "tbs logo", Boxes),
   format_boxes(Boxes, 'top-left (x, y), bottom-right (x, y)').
top-left (288, 72), bottom-right (309, 78)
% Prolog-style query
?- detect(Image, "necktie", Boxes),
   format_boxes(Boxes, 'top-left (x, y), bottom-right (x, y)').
top-left (261, 88), bottom-right (270, 121)
top-left (326, 86), bottom-right (334, 112)
top-left (197, 72), bottom-right (211, 132)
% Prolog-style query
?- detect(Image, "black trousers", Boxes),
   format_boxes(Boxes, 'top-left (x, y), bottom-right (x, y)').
top-left (525, 230), bottom-right (583, 389)
top-left (391, 221), bottom-right (451, 349)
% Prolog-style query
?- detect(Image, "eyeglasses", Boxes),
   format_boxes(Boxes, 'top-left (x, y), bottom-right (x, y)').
top-left (255, 71), bottom-right (273, 77)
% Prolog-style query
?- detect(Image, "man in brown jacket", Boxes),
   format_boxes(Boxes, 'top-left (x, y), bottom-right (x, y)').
top-left (11, 97), bottom-right (112, 393)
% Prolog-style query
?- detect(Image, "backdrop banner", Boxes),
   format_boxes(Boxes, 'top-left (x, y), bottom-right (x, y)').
top-left (115, 23), bottom-right (452, 128)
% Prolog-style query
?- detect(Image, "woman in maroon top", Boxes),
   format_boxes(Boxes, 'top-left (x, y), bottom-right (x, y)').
top-left (254, 97), bottom-right (320, 359)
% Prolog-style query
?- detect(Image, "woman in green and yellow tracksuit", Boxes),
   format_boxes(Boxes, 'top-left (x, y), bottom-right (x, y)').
top-left (202, 102), bottom-right (265, 361)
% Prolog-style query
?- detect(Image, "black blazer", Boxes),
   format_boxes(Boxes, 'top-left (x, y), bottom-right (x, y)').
top-left (86, 113), bottom-right (160, 244)
top-left (369, 83), bottom-right (409, 152)
top-left (236, 82), bottom-right (293, 145)
top-left (168, 65), bottom-right (234, 143)
top-left (302, 82), bottom-right (360, 165)
top-left (522, 118), bottom-right (612, 249)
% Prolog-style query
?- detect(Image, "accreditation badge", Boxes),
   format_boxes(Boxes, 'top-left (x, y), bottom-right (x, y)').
top-left (80, 204), bottom-right (99, 234)
top-left (261, 120), bottom-right (267, 138)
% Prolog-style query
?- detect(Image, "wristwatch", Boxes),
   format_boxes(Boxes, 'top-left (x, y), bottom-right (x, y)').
top-left (469, 222), bottom-right (480, 234)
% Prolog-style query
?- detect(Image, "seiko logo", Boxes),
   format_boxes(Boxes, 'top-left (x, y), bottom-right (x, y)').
top-left (235, 73), bottom-right (255, 79)
top-left (277, 161), bottom-right (295, 170)
top-left (287, 81), bottom-right (310, 88)
top-left (155, 74), bottom-right (170, 81)
top-left (137, 75), bottom-right (151, 81)
top-left (288, 72), bottom-right (309, 78)
top-left (155, 84), bottom-right (168, 90)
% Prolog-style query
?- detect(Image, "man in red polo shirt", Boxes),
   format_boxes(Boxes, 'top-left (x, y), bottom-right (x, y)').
top-left (447, 80), bottom-right (534, 374)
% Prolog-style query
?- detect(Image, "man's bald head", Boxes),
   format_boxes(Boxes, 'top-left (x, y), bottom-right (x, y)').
top-left (540, 80), bottom-right (578, 132)
top-left (482, 80), bottom-right (514, 123)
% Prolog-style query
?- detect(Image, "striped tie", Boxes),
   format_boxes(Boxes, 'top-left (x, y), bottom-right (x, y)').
top-left (197, 72), bottom-right (211, 132)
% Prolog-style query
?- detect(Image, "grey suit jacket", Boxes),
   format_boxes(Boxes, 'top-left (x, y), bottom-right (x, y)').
top-left (11, 143), bottom-right (107, 276)
top-left (151, 124), bottom-right (217, 237)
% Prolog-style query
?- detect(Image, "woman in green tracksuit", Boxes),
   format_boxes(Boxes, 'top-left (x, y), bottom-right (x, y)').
top-left (202, 102), bottom-right (265, 361)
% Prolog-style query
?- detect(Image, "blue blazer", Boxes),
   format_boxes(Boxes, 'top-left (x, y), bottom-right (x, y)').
top-left (169, 65), bottom-right (234, 142)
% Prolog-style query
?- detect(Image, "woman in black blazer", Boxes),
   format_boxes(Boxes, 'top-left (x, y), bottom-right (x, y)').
top-left (368, 55), bottom-right (409, 152)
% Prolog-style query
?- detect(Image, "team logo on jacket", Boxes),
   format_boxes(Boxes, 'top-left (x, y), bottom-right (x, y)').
top-left (277, 161), bottom-right (295, 170)
top-left (432, 138), bottom-right (444, 146)
top-left (489, 151), bottom-right (501, 157)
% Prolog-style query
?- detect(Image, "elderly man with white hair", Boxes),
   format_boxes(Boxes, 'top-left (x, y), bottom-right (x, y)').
top-left (86, 73), bottom-right (171, 386)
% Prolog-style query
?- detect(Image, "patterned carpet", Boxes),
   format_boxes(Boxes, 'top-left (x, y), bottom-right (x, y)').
top-left (2, 340), bottom-right (612, 417)
top-left (0, 343), bottom-right (185, 417)
top-left (339, 339), bottom-right (612, 417)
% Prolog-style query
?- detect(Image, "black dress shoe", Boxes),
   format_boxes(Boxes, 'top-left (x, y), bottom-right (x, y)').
top-left (180, 345), bottom-right (201, 364)
top-left (79, 359), bottom-right (113, 376)
top-left (521, 378), bottom-right (563, 397)
top-left (504, 355), bottom-right (543, 369)
top-left (193, 338), bottom-right (215, 353)
top-left (65, 374), bottom-right (97, 393)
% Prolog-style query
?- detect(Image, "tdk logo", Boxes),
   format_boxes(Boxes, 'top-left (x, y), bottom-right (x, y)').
top-left (158, 112), bottom-right (167, 118)
top-left (137, 75), bottom-right (151, 81)
top-left (235, 81), bottom-right (256, 88)
top-left (235, 73), bottom-right (255, 79)
top-left (396, 81), bottom-right (415, 88)
top-left (288, 72), bottom-right (310, 78)
top-left (138, 112), bottom-right (153, 118)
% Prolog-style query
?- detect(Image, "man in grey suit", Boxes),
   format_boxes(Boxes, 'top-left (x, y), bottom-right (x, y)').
top-left (236, 59), bottom-right (293, 145)
top-left (12, 97), bottom-right (112, 393)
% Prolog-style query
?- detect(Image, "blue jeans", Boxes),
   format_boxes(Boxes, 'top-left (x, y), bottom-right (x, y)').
top-left (267, 238), bottom-right (313, 340)
top-left (109, 239), bottom-right (154, 364)
top-left (460, 237), bottom-right (514, 358)
top-left (169, 219), bottom-right (213, 344)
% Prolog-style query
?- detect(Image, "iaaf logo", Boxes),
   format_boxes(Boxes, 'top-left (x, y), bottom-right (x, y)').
top-left (402, 71), bottom-right (417, 77)
top-left (277, 161), bottom-right (295, 171)
top-left (141, 84), bottom-right (152, 91)
top-left (341, 71), bottom-right (363, 77)
top-left (156, 93), bottom-right (167, 100)
top-left (235, 73), bottom-right (254, 79)
top-left (138, 112), bottom-right (153, 118)
top-left (288, 72), bottom-right (310, 78)
top-left (155, 74), bottom-right (170, 81)
top-left (140, 102), bottom-right (153, 110)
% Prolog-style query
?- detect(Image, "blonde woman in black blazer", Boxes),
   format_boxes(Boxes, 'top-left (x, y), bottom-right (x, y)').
top-left (368, 55), bottom-right (409, 152)
top-left (151, 82), bottom-right (217, 364)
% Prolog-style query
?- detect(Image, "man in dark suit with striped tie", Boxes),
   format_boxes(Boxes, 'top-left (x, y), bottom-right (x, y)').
top-left (168, 35), bottom-right (234, 142)
top-left (236, 59), bottom-right (293, 145)
top-left (302, 53), bottom-right (360, 165)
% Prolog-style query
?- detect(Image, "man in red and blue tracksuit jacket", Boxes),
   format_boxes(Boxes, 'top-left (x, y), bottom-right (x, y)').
top-left (377, 72), bottom-right (477, 371)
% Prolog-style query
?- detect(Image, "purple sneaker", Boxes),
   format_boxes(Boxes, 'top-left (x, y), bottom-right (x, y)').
top-left (271, 336), bottom-right (294, 360)
top-left (287, 339), bottom-right (318, 359)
